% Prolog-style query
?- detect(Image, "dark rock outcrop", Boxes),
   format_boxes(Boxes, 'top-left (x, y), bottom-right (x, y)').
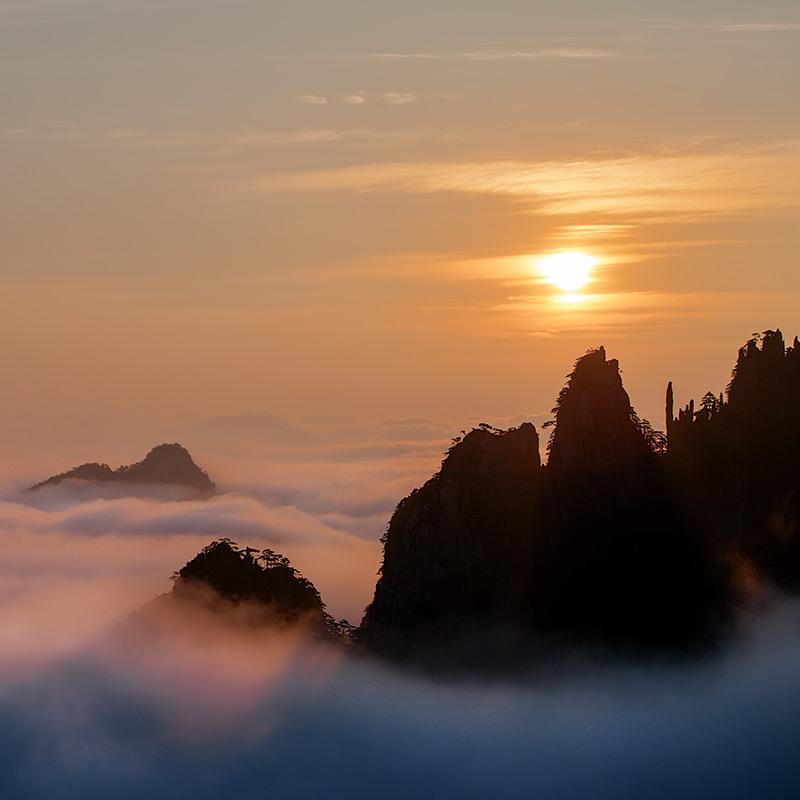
top-left (546, 347), bottom-right (652, 482)
top-left (533, 348), bottom-right (724, 648)
top-left (667, 330), bottom-right (800, 594)
top-left (133, 539), bottom-right (350, 642)
top-left (358, 347), bottom-right (730, 663)
top-left (29, 443), bottom-right (216, 495)
top-left (359, 423), bottom-right (542, 657)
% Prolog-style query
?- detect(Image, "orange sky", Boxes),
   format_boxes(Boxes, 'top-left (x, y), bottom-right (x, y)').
top-left (2, 0), bottom-right (799, 466)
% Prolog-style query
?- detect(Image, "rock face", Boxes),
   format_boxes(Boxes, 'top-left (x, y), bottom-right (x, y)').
top-left (135, 539), bottom-right (347, 641)
top-left (547, 347), bottom-right (651, 483)
top-left (534, 348), bottom-right (722, 647)
top-left (29, 443), bottom-right (216, 495)
top-left (358, 348), bottom-right (726, 661)
top-left (359, 423), bottom-right (542, 656)
top-left (667, 330), bottom-right (800, 593)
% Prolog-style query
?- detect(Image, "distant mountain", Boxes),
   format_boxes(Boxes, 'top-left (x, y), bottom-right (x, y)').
top-left (133, 539), bottom-right (350, 641)
top-left (28, 443), bottom-right (216, 495)
top-left (183, 413), bottom-right (312, 448)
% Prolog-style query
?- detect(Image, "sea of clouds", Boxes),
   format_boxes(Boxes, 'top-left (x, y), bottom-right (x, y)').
top-left (1, 412), bottom-right (800, 798)
top-left (2, 601), bottom-right (800, 799)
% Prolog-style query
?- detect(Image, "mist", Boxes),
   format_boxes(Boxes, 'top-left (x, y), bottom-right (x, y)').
top-left (3, 418), bottom-right (800, 799)
top-left (2, 598), bottom-right (800, 800)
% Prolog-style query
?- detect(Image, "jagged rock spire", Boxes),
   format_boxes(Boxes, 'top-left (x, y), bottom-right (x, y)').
top-left (666, 381), bottom-right (675, 438)
top-left (547, 347), bottom-right (651, 482)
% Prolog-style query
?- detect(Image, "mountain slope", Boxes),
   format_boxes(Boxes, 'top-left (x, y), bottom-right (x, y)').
top-left (359, 423), bottom-right (542, 657)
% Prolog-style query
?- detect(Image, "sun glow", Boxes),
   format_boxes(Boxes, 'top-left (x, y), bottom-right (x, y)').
top-left (537, 251), bottom-right (597, 292)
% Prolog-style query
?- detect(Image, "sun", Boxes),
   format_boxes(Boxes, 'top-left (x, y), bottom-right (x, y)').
top-left (537, 251), bottom-right (597, 292)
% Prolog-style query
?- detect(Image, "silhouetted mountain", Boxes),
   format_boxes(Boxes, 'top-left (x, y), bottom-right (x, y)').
top-left (134, 539), bottom-right (351, 641)
top-left (533, 348), bottom-right (724, 647)
top-left (358, 346), bottom-right (730, 663)
top-left (84, 330), bottom-right (800, 665)
top-left (667, 330), bottom-right (800, 594)
top-left (359, 423), bottom-right (542, 658)
top-left (28, 443), bottom-right (216, 495)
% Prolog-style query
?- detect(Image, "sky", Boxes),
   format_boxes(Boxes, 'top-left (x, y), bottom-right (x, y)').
top-left (1, 7), bottom-right (800, 793)
top-left (2, 0), bottom-right (799, 467)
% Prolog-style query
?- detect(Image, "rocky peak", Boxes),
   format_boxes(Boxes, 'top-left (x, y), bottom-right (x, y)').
top-left (118, 443), bottom-right (215, 492)
top-left (359, 423), bottom-right (542, 655)
top-left (547, 347), bottom-right (651, 481)
top-left (439, 422), bottom-right (540, 481)
top-left (173, 539), bottom-right (325, 619)
top-left (727, 330), bottom-right (798, 416)
top-left (28, 442), bottom-right (215, 494)
top-left (133, 539), bottom-right (348, 641)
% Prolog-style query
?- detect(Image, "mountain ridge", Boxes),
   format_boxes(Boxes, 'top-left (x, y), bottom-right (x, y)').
top-left (28, 442), bottom-right (216, 495)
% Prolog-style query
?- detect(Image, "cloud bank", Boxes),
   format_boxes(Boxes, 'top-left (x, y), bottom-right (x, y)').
top-left (2, 601), bottom-right (800, 799)
top-left (240, 140), bottom-right (800, 221)
top-left (2, 415), bottom-right (800, 798)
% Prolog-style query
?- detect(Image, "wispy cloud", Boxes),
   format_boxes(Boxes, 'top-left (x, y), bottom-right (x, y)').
top-left (4, 125), bottom-right (438, 150)
top-left (238, 140), bottom-right (800, 221)
top-left (493, 289), bottom-right (800, 343)
top-left (720, 22), bottom-right (800, 32)
top-left (379, 92), bottom-right (417, 106)
top-left (296, 94), bottom-right (328, 105)
top-left (297, 93), bottom-right (417, 107)
top-left (648, 19), bottom-right (800, 34)
top-left (0, 0), bottom-right (232, 28)
top-left (365, 48), bottom-right (618, 62)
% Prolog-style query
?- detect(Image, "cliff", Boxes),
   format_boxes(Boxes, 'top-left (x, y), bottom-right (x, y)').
top-left (546, 347), bottom-right (652, 483)
top-left (358, 348), bottom-right (725, 661)
top-left (667, 330), bottom-right (800, 593)
top-left (359, 423), bottom-right (542, 657)
top-left (533, 348), bottom-right (722, 647)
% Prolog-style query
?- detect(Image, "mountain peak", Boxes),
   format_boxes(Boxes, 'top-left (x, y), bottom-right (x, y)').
top-left (359, 423), bottom-right (542, 655)
top-left (547, 347), bottom-right (650, 478)
top-left (29, 443), bottom-right (216, 495)
top-left (131, 539), bottom-right (348, 641)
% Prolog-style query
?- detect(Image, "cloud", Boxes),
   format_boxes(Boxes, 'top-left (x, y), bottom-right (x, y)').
top-left (296, 94), bottom-right (328, 105)
top-left (0, 490), bottom-right (381, 625)
top-left (647, 19), bottom-right (800, 34)
top-left (720, 22), bottom-right (800, 33)
top-left (0, 415), bottom-right (481, 626)
top-left (0, 412), bottom-right (555, 634)
top-left (237, 139), bottom-right (800, 221)
top-left (379, 92), bottom-right (417, 106)
top-left (298, 93), bottom-right (419, 107)
top-left (2, 600), bottom-right (800, 798)
top-left (4, 125), bottom-right (436, 150)
top-left (3, 413), bottom-right (800, 800)
top-left (365, 48), bottom-right (618, 61)
top-left (485, 285), bottom-right (800, 341)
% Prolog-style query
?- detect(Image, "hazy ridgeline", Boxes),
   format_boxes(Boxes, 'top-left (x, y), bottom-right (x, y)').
top-left (4, 330), bottom-right (800, 797)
